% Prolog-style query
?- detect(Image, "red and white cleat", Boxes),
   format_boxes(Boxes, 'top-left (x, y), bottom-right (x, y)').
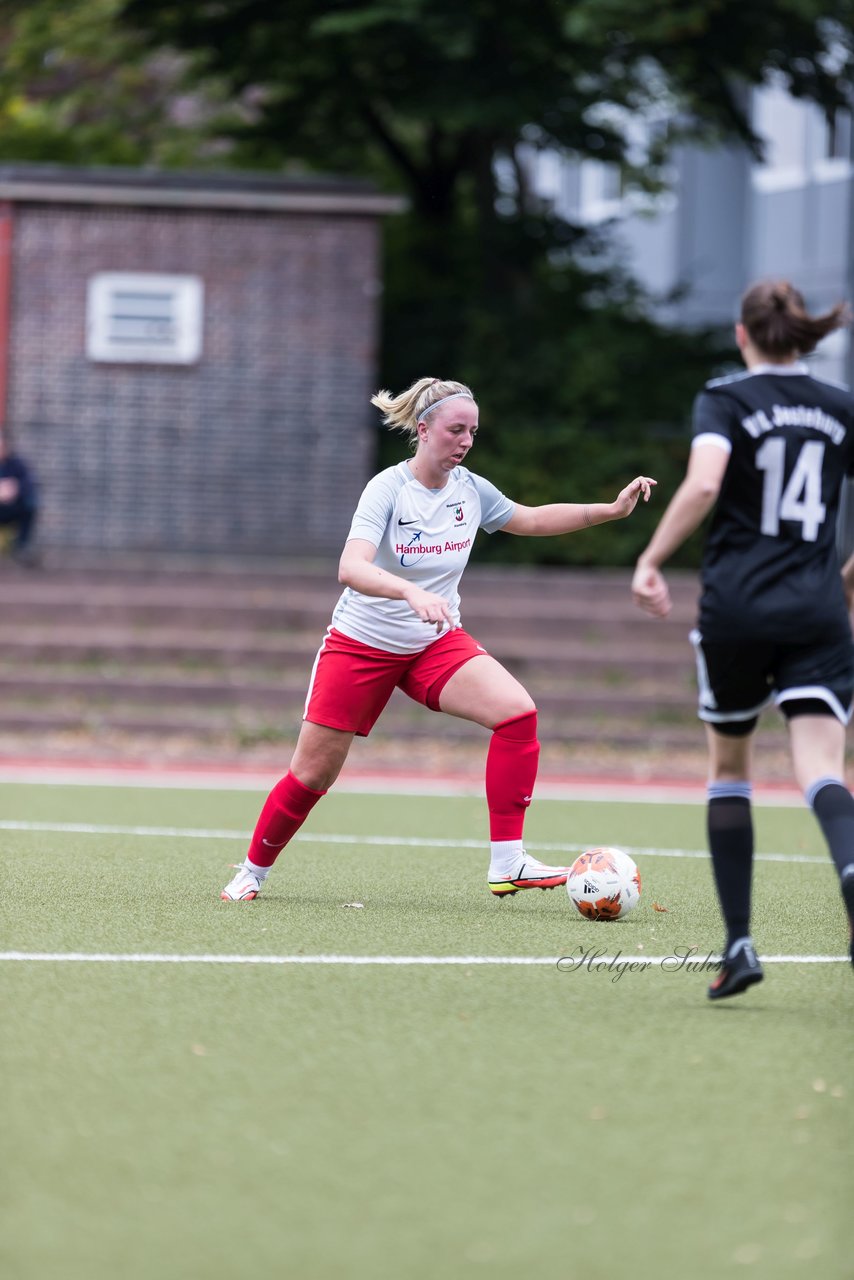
top-left (221, 866), bottom-right (263, 901)
top-left (488, 854), bottom-right (570, 897)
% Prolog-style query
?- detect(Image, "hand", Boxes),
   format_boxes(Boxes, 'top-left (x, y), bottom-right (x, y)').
top-left (403, 585), bottom-right (454, 632)
top-left (613, 476), bottom-right (657, 518)
top-left (631, 562), bottom-right (671, 618)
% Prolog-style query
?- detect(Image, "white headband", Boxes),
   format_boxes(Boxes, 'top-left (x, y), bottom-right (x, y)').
top-left (417, 391), bottom-right (474, 422)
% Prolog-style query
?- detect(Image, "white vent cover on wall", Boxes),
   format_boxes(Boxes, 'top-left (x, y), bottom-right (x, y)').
top-left (86, 272), bottom-right (204, 364)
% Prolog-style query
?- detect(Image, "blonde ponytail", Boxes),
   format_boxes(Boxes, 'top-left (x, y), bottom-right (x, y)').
top-left (371, 377), bottom-right (475, 446)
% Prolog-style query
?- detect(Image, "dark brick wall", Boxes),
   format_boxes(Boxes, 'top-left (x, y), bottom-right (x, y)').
top-left (6, 203), bottom-right (383, 555)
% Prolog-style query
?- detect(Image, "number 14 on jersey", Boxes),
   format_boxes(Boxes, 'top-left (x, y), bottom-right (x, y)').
top-left (756, 438), bottom-right (826, 542)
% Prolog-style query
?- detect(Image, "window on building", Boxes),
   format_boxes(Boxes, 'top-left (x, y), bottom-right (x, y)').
top-left (578, 160), bottom-right (624, 223)
top-left (751, 83), bottom-right (808, 191)
top-left (86, 272), bottom-right (204, 364)
top-left (825, 107), bottom-right (852, 162)
top-left (752, 79), bottom-right (852, 190)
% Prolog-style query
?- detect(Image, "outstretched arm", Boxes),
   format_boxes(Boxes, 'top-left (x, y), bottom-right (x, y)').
top-left (503, 476), bottom-right (657, 537)
top-left (631, 444), bottom-right (729, 618)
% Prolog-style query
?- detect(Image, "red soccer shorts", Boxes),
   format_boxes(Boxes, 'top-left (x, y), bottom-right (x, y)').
top-left (303, 626), bottom-right (490, 736)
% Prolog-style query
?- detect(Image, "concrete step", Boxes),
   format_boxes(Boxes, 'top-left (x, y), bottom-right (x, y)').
top-left (0, 702), bottom-right (787, 751)
top-left (0, 628), bottom-right (696, 674)
top-left (0, 670), bottom-right (695, 713)
top-left (0, 598), bottom-right (696, 643)
top-left (0, 560), bottom-right (698, 615)
top-left (0, 556), bottom-right (716, 765)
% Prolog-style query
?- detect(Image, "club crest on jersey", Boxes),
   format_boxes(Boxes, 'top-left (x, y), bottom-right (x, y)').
top-left (445, 498), bottom-right (467, 528)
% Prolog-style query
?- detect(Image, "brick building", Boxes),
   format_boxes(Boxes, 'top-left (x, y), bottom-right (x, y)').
top-left (0, 164), bottom-right (403, 556)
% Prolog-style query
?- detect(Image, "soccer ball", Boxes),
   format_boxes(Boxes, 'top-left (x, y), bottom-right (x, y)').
top-left (566, 847), bottom-right (641, 920)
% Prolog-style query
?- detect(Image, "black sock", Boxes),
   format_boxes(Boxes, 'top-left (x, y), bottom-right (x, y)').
top-left (806, 779), bottom-right (854, 880)
top-left (707, 785), bottom-right (754, 950)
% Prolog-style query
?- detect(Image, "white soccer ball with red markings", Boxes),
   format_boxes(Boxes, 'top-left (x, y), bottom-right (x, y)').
top-left (566, 847), bottom-right (641, 920)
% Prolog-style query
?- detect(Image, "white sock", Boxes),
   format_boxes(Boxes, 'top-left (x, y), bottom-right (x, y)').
top-left (245, 857), bottom-right (270, 881)
top-left (489, 840), bottom-right (524, 874)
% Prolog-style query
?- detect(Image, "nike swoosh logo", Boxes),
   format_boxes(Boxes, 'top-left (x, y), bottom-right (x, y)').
top-left (398, 519), bottom-right (419, 526)
top-left (262, 838), bottom-right (284, 848)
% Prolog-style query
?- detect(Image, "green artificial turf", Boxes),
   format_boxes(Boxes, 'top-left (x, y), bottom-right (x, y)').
top-left (0, 782), bottom-right (850, 1280)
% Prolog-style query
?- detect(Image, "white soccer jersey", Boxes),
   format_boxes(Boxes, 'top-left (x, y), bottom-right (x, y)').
top-left (330, 461), bottom-right (515, 653)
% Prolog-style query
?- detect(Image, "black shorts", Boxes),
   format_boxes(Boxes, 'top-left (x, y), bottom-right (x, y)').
top-left (690, 628), bottom-right (854, 734)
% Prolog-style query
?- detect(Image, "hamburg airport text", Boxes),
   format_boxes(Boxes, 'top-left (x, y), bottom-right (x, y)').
top-left (396, 539), bottom-right (472, 555)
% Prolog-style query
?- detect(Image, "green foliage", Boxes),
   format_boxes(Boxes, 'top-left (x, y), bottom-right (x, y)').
top-left (377, 207), bottom-right (733, 566)
top-left (0, 1), bottom-right (850, 565)
top-left (115, 0), bottom-right (853, 176)
top-left (111, 0), bottom-right (852, 561)
top-left (0, 0), bottom-right (233, 167)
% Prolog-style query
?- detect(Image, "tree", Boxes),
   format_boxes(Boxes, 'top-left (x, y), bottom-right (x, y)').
top-left (111, 2), bottom-right (852, 388)
top-left (2, 1), bottom-right (851, 562)
top-left (113, 2), bottom-right (852, 208)
top-left (0, 0), bottom-right (229, 165)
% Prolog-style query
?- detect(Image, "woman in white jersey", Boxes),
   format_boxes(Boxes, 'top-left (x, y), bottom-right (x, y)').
top-left (632, 280), bottom-right (854, 998)
top-left (223, 376), bottom-right (655, 902)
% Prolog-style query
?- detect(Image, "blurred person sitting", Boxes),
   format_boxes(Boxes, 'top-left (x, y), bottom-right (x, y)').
top-left (0, 436), bottom-right (39, 566)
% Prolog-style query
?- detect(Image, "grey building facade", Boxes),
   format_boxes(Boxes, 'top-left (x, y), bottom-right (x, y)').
top-left (536, 85), bottom-right (853, 384)
top-left (518, 87), bottom-right (854, 547)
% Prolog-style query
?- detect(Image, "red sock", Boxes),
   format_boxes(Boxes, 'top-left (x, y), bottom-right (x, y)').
top-left (485, 711), bottom-right (540, 841)
top-left (247, 771), bottom-right (327, 868)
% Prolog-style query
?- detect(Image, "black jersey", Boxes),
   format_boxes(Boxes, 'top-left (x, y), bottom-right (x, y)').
top-left (692, 364), bottom-right (854, 643)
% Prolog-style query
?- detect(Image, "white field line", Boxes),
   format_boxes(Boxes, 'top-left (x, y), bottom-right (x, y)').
top-left (0, 952), bottom-right (847, 966)
top-left (0, 819), bottom-right (827, 865)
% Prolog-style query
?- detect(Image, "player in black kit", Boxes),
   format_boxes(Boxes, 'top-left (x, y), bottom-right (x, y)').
top-left (632, 279), bottom-right (854, 998)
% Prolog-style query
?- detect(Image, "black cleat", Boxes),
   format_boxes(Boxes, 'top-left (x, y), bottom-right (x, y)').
top-left (708, 939), bottom-right (764, 1001)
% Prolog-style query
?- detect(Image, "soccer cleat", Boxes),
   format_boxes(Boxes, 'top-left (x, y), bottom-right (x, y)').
top-left (488, 854), bottom-right (570, 897)
top-left (840, 866), bottom-right (854, 969)
top-left (707, 938), bottom-right (764, 1000)
top-left (221, 865), bottom-right (263, 901)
